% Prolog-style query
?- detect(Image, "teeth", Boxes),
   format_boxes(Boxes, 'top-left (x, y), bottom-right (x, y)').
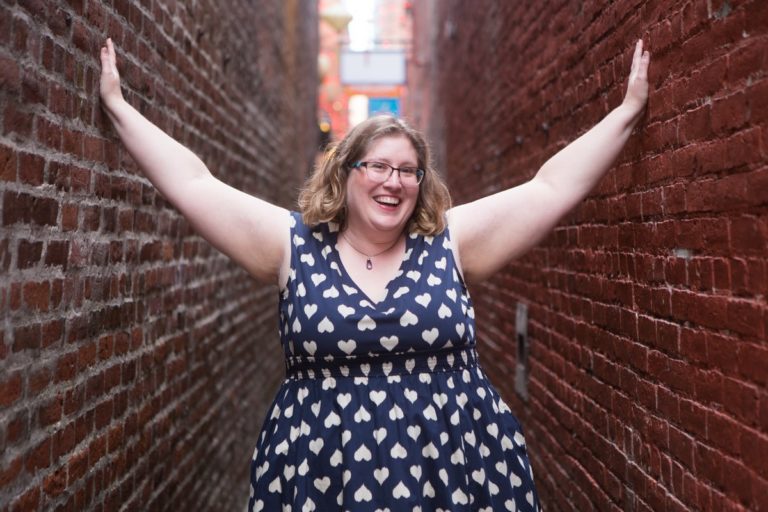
top-left (376, 197), bottom-right (400, 206)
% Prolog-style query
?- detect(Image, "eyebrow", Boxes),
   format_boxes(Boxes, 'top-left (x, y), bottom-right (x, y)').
top-left (366, 157), bottom-right (419, 167)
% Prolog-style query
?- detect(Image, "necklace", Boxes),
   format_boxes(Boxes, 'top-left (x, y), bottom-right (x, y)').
top-left (341, 232), bottom-right (401, 270)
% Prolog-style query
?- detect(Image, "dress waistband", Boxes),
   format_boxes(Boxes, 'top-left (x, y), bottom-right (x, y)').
top-left (285, 345), bottom-right (479, 380)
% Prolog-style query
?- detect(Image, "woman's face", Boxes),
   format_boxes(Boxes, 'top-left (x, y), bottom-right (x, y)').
top-left (345, 135), bottom-right (420, 238)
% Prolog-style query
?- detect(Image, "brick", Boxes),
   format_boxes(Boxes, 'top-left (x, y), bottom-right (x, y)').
top-left (23, 280), bottom-right (50, 312)
top-left (26, 436), bottom-right (52, 473)
top-left (11, 486), bottom-right (40, 512)
top-left (17, 239), bottom-right (44, 268)
top-left (0, 371), bottom-right (22, 407)
top-left (18, 151), bottom-right (45, 186)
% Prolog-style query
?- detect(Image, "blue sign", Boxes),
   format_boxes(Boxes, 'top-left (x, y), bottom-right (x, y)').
top-left (369, 97), bottom-right (400, 117)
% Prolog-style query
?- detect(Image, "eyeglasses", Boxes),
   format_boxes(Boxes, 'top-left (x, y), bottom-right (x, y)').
top-left (351, 161), bottom-right (425, 185)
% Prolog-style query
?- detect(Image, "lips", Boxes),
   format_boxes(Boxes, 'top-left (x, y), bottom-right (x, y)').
top-left (374, 195), bottom-right (401, 207)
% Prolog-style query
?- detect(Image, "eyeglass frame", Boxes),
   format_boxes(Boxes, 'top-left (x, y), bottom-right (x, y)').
top-left (350, 161), bottom-right (425, 185)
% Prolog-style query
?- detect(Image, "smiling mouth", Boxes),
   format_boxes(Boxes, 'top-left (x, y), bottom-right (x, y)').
top-left (374, 196), bottom-right (401, 207)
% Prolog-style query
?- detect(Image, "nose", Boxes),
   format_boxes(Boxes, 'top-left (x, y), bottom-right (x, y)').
top-left (383, 168), bottom-right (404, 187)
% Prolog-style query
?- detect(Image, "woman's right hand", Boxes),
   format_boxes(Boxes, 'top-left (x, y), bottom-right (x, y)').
top-left (99, 38), bottom-right (124, 109)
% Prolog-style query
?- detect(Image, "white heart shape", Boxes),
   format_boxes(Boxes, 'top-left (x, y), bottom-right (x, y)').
top-left (392, 481), bottom-right (411, 499)
top-left (310, 273), bottom-right (325, 286)
top-left (300, 253), bottom-right (315, 266)
top-left (427, 273), bottom-right (442, 286)
top-left (404, 388), bottom-right (418, 403)
top-left (314, 476), bottom-right (331, 493)
top-left (330, 449), bottom-right (342, 467)
top-left (358, 315), bottom-right (376, 331)
top-left (421, 328), bottom-right (439, 344)
top-left (472, 469), bottom-right (485, 485)
top-left (435, 256), bottom-right (447, 269)
top-left (390, 442), bottom-right (407, 459)
top-left (354, 405), bottom-right (371, 423)
top-left (373, 427), bottom-right (388, 444)
top-left (380, 335), bottom-right (399, 351)
top-left (389, 404), bottom-right (404, 420)
top-left (336, 393), bottom-right (351, 409)
top-left (354, 444), bottom-right (372, 461)
top-left (275, 440), bottom-right (289, 455)
top-left (337, 304), bottom-right (355, 317)
top-left (406, 270), bottom-right (421, 282)
top-left (318, 317), bottom-right (334, 333)
top-left (438, 303), bottom-right (452, 318)
top-left (304, 304), bottom-right (317, 318)
top-left (369, 390), bottom-right (386, 405)
top-left (337, 339), bottom-right (356, 354)
top-left (354, 484), bottom-right (372, 502)
top-left (446, 288), bottom-right (457, 301)
top-left (323, 285), bottom-right (339, 298)
top-left (268, 476), bottom-right (281, 493)
top-left (450, 447), bottom-right (464, 465)
top-left (309, 438), bottom-right (324, 454)
top-left (410, 464), bottom-right (422, 481)
top-left (374, 467), bottom-right (389, 484)
top-left (423, 481), bottom-right (435, 498)
top-left (451, 487), bottom-right (468, 505)
top-left (302, 341), bottom-right (317, 355)
top-left (407, 425), bottom-right (421, 441)
top-left (455, 322), bottom-right (465, 336)
top-left (393, 286), bottom-right (409, 298)
top-left (414, 293), bottom-right (431, 307)
top-left (423, 404), bottom-right (437, 421)
top-left (422, 442), bottom-right (439, 459)
top-left (400, 310), bottom-right (418, 326)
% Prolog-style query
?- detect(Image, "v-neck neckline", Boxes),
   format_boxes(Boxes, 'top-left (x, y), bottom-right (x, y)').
top-left (330, 228), bottom-right (415, 308)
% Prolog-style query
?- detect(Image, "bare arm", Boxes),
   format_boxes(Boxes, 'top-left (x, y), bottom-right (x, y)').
top-left (100, 39), bottom-right (289, 285)
top-left (450, 39), bottom-right (651, 282)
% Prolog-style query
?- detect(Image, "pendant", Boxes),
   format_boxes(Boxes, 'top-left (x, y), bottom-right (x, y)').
top-left (366, 258), bottom-right (373, 270)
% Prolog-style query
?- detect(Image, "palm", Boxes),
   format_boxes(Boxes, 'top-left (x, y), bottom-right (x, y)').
top-left (99, 39), bottom-right (124, 106)
top-left (623, 39), bottom-right (650, 113)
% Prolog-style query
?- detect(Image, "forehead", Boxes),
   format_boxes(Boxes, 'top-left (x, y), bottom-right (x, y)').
top-left (363, 134), bottom-right (417, 161)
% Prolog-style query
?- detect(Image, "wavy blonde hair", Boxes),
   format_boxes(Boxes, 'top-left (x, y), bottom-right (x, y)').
top-left (299, 115), bottom-right (451, 235)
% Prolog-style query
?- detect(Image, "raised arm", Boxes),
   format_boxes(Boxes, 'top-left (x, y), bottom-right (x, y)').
top-left (449, 39), bottom-right (651, 283)
top-left (99, 39), bottom-right (289, 285)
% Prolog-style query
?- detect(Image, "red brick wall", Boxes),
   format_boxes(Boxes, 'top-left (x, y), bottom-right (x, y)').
top-left (0, 1), bottom-right (317, 510)
top-left (423, 0), bottom-right (767, 510)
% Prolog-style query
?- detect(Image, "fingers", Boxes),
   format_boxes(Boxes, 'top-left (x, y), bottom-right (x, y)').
top-left (638, 50), bottom-right (650, 81)
top-left (633, 39), bottom-right (642, 68)
top-left (104, 38), bottom-right (118, 77)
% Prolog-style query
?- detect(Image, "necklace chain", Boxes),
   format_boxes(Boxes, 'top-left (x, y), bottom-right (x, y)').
top-left (341, 232), bottom-right (401, 270)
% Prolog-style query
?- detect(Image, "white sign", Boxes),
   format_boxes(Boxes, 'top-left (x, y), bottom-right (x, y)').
top-left (340, 50), bottom-right (406, 86)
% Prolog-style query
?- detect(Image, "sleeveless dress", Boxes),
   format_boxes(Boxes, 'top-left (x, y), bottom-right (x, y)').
top-left (248, 212), bottom-right (541, 512)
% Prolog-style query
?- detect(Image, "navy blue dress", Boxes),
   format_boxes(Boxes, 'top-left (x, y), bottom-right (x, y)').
top-left (248, 212), bottom-right (541, 511)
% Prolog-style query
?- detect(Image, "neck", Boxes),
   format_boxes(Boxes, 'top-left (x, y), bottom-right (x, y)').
top-left (342, 221), bottom-right (403, 256)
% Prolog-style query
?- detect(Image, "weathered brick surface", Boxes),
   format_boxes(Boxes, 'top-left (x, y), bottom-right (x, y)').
top-left (0, 1), bottom-right (317, 510)
top-left (422, 1), bottom-right (767, 510)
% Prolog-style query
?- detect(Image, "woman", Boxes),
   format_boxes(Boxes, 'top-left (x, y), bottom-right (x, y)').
top-left (100, 38), bottom-right (650, 511)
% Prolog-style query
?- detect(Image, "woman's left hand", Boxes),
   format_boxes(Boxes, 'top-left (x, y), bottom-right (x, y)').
top-left (622, 39), bottom-right (650, 114)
